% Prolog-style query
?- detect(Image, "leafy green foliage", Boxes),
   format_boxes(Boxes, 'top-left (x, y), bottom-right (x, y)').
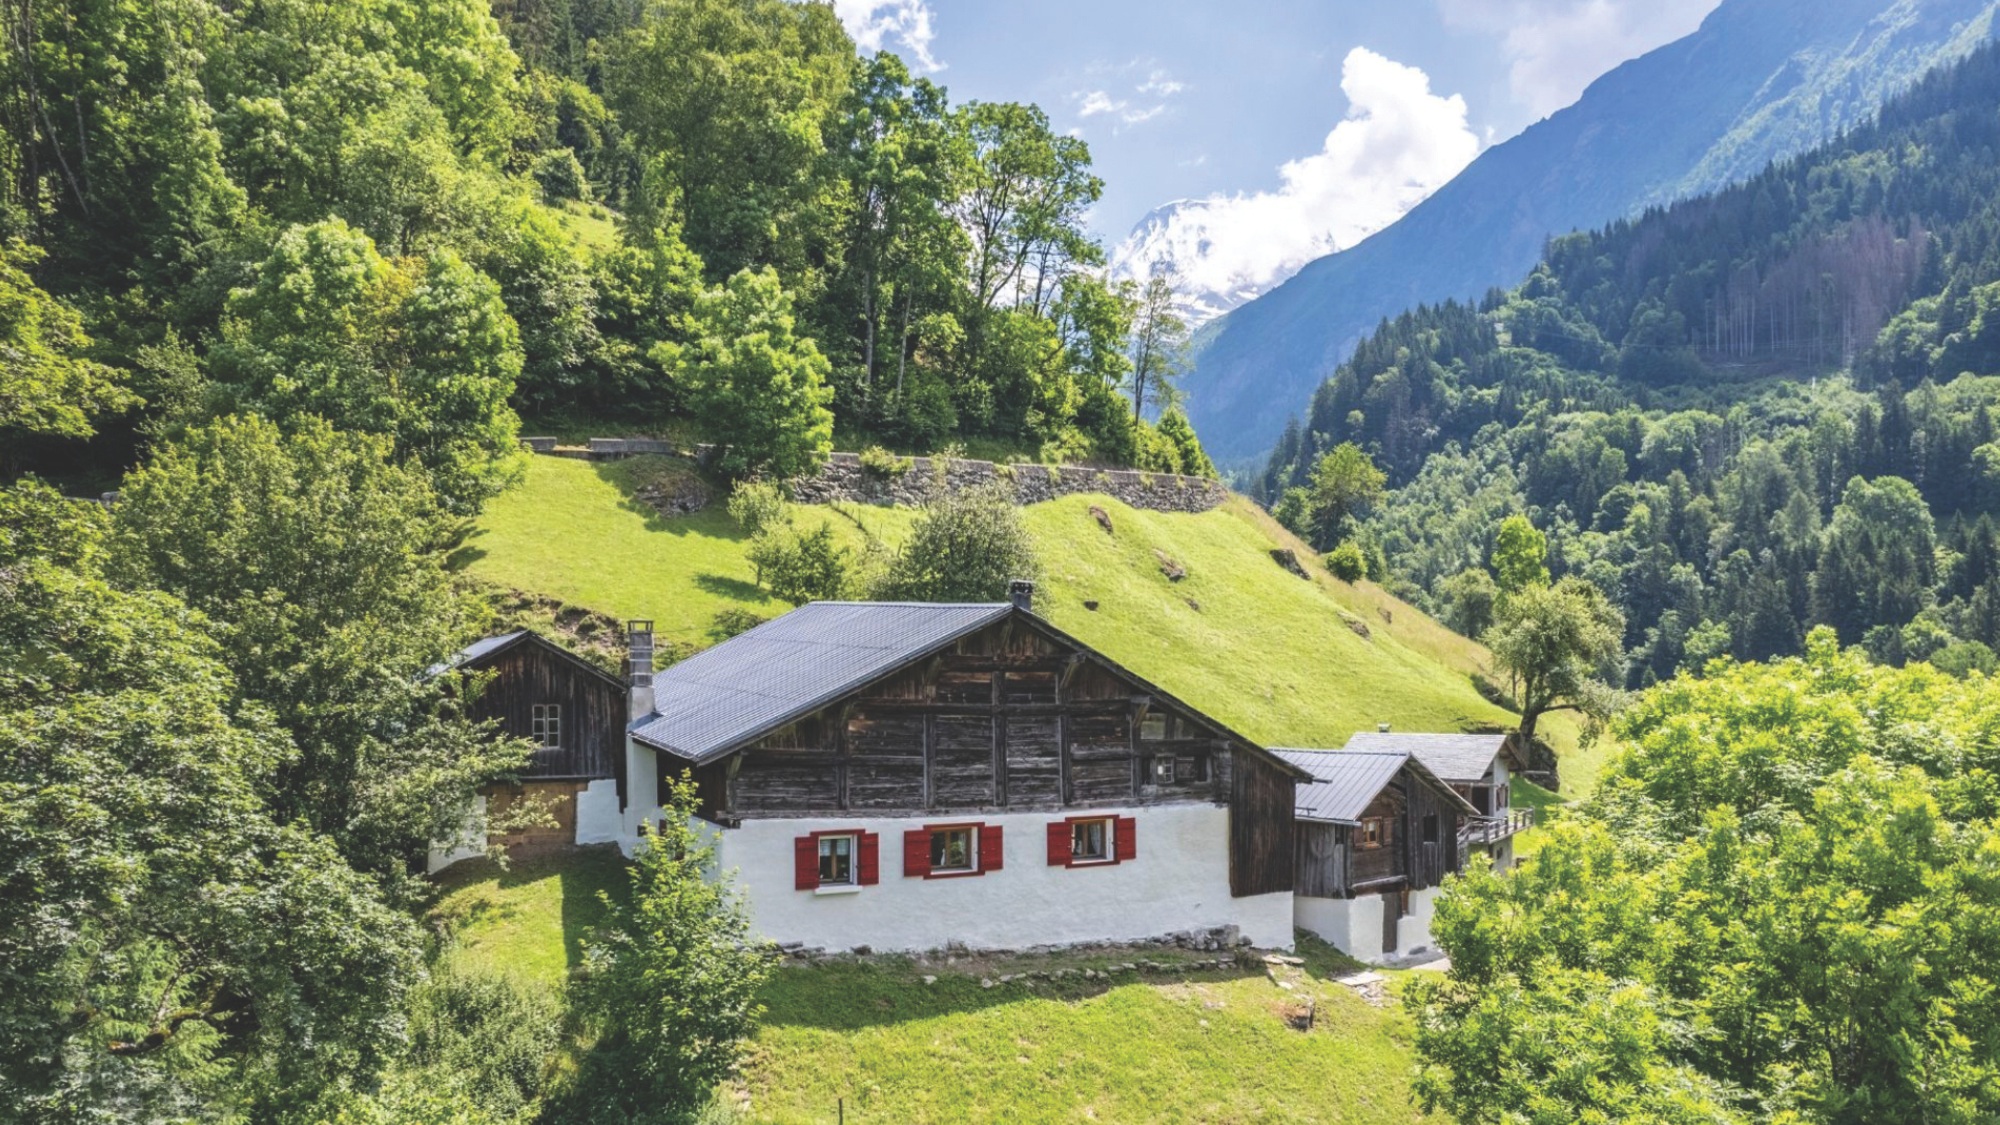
top-left (1412, 635), bottom-right (2000, 1123)
top-left (1490, 515), bottom-right (1549, 595)
top-left (0, 480), bottom-right (423, 1121)
top-left (0, 242), bottom-right (133, 441)
top-left (1306, 443), bottom-right (1385, 550)
top-left (673, 268), bottom-right (836, 479)
top-left (1325, 542), bottom-right (1366, 582)
top-left (872, 473), bottom-right (1039, 603)
top-left (106, 415), bottom-right (527, 877)
top-left (213, 219), bottom-right (526, 511)
top-left (1484, 576), bottom-right (1624, 741)
top-left (559, 774), bottom-right (774, 1124)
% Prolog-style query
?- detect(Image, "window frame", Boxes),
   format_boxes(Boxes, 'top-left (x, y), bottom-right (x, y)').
top-left (817, 832), bottom-right (858, 888)
top-left (1358, 817), bottom-right (1388, 850)
top-left (1068, 816), bottom-right (1114, 864)
top-left (530, 703), bottom-right (561, 749)
top-left (927, 825), bottom-right (978, 875)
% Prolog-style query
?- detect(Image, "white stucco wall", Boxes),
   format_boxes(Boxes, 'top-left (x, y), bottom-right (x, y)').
top-left (427, 794), bottom-right (488, 874)
top-left (1297, 885), bottom-right (1446, 964)
top-left (715, 803), bottom-right (1293, 952)
top-left (619, 740), bottom-right (659, 857)
top-left (574, 778), bottom-right (623, 845)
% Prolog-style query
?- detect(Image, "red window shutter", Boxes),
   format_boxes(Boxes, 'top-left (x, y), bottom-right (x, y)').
top-left (979, 824), bottom-right (1003, 872)
top-left (903, 828), bottom-right (930, 878)
top-left (1047, 820), bottom-right (1072, 866)
top-left (794, 835), bottom-right (818, 890)
top-left (1114, 816), bottom-right (1137, 861)
top-left (857, 831), bottom-right (880, 885)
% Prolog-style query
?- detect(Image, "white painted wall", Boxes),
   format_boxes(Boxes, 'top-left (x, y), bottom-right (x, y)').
top-left (715, 803), bottom-right (1293, 952)
top-left (619, 740), bottom-right (659, 857)
top-left (1297, 885), bottom-right (1446, 964)
top-left (574, 778), bottom-right (623, 845)
top-left (427, 794), bottom-right (487, 874)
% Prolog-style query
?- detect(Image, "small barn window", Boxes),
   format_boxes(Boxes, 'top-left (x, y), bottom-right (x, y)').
top-left (818, 834), bottom-right (855, 886)
top-left (1176, 754), bottom-right (1208, 782)
top-left (1423, 814), bottom-right (1439, 844)
top-left (1139, 712), bottom-right (1168, 740)
top-left (1070, 817), bottom-right (1112, 862)
top-left (1151, 756), bottom-right (1175, 783)
top-left (1359, 817), bottom-right (1388, 850)
top-left (531, 704), bottom-right (561, 749)
top-left (930, 826), bottom-right (976, 873)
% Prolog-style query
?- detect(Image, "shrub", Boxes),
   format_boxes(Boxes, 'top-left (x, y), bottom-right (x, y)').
top-left (857, 444), bottom-right (912, 480)
top-left (872, 475), bottom-right (1037, 603)
top-left (402, 964), bottom-right (565, 1120)
top-left (753, 521), bottom-right (848, 605)
top-left (532, 148), bottom-right (592, 203)
top-left (1325, 542), bottom-right (1366, 582)
top-left (726, 479), bottom-right (787, 538)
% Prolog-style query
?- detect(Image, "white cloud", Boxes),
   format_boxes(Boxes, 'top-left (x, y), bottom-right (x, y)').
top-left (1139, 69), bottom-right (1186, 97)
top-left (1077, 90), bottom-right (1124, 118)
top-left (1120, 103), bottom-right (1165, 125)
top-left (1438, 0), bottom-right (1720, 117)
top-left (834, 0), bottom-right (941, 72)
top-left (1113, 47), bottom-right (1480, 318)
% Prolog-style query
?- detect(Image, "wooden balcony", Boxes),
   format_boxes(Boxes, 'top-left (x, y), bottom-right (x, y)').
top-left (1459, 807), bottom-right (1534, 849)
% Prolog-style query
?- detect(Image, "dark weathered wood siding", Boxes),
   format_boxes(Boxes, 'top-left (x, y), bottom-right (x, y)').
top-left (717, 615), bottom-right (1294, 896)
top-left (1229, 749), bottom-right (1296, 897)
top-left (460, 638), bottom-right (625, 788)
top-left (1298, 766), bottom-right (1465, 898)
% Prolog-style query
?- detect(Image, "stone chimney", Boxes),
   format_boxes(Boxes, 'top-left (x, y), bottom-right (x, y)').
top-left (1377, 721), bottom-right (1391, 733)
top-left (627, 620), bottom-right (656, 721)
top-left (1008, 579), bottom-right (1035, 613)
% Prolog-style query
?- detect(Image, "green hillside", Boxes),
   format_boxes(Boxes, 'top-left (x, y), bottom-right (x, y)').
top-left (466, 454), bottom-right (1585, 774)
top-left (431, 849), bottom-right (1443, 1125)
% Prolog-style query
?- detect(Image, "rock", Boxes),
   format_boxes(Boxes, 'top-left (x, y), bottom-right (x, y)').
top-left (999, 974), bottom-right (1014, 983)
top-left (1269, 548), bottom-right (1311, 579)
top-left (1378, 606), bottom-right (1393, 624)
top-left (1083, 600), bottom-right (1099, 611)
top-left (923, 975), bottom-right (937, 985)
top-left (1089, 505), bottom-right (1114, 534)
top-left (1338, 610), bottom-right (1372, 640)
top-left (1198, 1018), bottom-right (1209, 1028)
top-left (851, 945), bottom-right (872, 956)
top-left (981, 978), bottom-right (995, 989)
top-left (1154, 549), bottom-right (1185, 581)
top-left (1185, 598), bottom-right (1202, 612)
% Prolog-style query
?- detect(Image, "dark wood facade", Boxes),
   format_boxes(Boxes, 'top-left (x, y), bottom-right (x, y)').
top-left (1293, 767), bottom-right (1464, 899)
top-left (455, 633), bottom-right (626, 793)
top-left (676, 614), bottom-right (1300, 898)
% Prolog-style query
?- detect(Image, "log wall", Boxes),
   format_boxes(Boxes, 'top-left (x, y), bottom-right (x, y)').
top-left (459, 636), bottom-right (626, 789)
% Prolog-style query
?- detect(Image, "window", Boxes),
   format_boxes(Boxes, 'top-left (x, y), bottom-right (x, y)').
top-left (1423, 814), bottom-right (1439, 844)
top-left (1151, 756), bottom-right (1175, 783)
top-left (1139, 712), bottom-right (1168, 740)
top-left (1070, 817), bottom-right (1112, 862)
top-left (1049, 815), bottom-right (1136, 867)
top-left (531, 704), bottom-right (560, 749)
top-left (905, 823), bottom-right (1001, 878)
top-left (1176, 754), bottom-right (1208, 782)
top-left (1497, 783), bottom-right (1510, 810)
top-left (1358, 817), bottom-right (1388, 850)
top-left (930, 826), bottom-right (976, 873)
top-left (818, 834), bottom-right (855, 886)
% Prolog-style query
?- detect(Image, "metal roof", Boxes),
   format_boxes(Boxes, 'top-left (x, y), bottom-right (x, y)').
top-left (1340, 731), bottom-right (1513, 783)
top-left (425, 631), bottom-right (528, 678)
top-left (1274, 747), bottom-right (1480, 824)
top-left (630, 602), bottom-right (1013, 763)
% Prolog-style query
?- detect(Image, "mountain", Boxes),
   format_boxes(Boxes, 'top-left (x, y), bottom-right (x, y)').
top-left (1108, 199), bottom-right (1276, 326)
top-left (1183, 0), bottom-right (2000, 460)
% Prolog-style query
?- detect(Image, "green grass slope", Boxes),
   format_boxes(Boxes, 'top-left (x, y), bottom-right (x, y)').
top-left (430, 849), bottom-right (1442, 1125)
top-left (464, 455), bottom-right (1566, 761)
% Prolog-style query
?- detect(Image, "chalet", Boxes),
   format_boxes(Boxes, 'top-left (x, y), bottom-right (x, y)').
top-left (1340, 730), bottom-right (1533, 870)
top-left (425, 630), bottom-right (629, 871)
top-left (610, 581), bottom-right (1312, 952)
top-left (1278, 747), bottom-right (1478, 963)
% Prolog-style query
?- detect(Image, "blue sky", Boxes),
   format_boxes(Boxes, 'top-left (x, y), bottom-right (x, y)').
top-left (835, 0), bottom-right (1721, 296)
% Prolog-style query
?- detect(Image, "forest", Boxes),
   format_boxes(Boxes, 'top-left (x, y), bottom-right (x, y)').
top-left (2, 0), bottom-right (1215, 497)
top-left (1260, 39), bottom-right (2000, 686)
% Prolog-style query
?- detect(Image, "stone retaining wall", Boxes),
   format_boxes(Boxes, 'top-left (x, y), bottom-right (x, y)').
top-left (521, 438), bottom-right (1230, 514)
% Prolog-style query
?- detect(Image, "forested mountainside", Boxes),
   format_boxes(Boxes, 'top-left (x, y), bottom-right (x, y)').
top-left (1260, 39), bottom-right (2000, 686)
top-left (3, 0), bottom-right (1216, 498)
top-left (1185, 0), bottom-right (2000, 459)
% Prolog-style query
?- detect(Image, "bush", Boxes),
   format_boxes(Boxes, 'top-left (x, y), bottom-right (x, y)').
top-left (857, 444), bottom-right (912, 480)
top-left (752, 521), bottom-right (848, 605)
top-left (1325, 542), bottom-right (1367, 582)
top-left (532, 148), bottom-right (592, 203)
top-left (402, 964), bottom-right (565, 1120)
top-left (872, 474), bottom-right (1038, 603)
top-left (726, 480), bottom-right (787, 538)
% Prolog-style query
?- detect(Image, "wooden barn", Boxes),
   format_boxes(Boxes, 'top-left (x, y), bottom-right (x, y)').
top-left (1276, 747), bottom-right (1478, 963)
top-left (620, 582), bottom-right (1310, 952)
top-left (1340, 730), bottom-right (1534, 870)
top-left (425, 630), bottom-right (629, 870)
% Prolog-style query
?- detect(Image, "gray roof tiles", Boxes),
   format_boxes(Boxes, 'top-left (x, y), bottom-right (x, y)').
top-left (1275, 746), bottom-right (1480, 824)
top-left (629, 602), bottom-right (1014, 763)
top-left (1340, 731), bottom-right (1511, 783)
